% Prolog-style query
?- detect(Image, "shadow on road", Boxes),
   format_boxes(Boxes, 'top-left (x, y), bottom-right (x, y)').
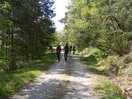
top-left (11, 54), bottom-right (98, 99)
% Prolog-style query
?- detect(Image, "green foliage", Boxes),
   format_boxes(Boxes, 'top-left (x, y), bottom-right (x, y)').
top-left (101, 52), bottom-right (132, 75)
top-left (0, 0), bottom-right (56, 71)
top-left (81, 55), bottom-right (97, 66)
top-left (63, 0), bottom-right (131, 55)
top-left (102, 56), bottom-right (124, 75)
top-left (0, 52), bottom-right (56, 98)
top-left (96, 81), bottom-right (124, 99)
top-left (98, 30), bottom-right (132, 56)
top-left (81, 47), bottom-right (132, 77)
top-left (81, 47), bottom-right (132, 76)
top-left (81, 49), bottom-right (125, 99)
top-left (0, 60), bottom-right (9, 73)
top-left (81, 55), bottom-right (107, 76)
top-left (79, 47), bottom-right (93, 55)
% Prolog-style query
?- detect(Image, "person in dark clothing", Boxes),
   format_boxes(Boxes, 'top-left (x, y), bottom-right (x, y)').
top-left (64, 43), bottom-right (69, 61)
top-left (49, 45), bottom-right (52, 50)
top-left (49, 45), bottom-right (53, 52)
top-left (69, 46), bottom-right (72, 53)
top-left (73, 46), bottom-right (76, 54)
top-left (56, 45), bottom-right (61, 61)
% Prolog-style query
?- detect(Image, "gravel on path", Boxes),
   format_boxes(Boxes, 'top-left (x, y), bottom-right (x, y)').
top-left (11, 54), bottom-right (99, 99)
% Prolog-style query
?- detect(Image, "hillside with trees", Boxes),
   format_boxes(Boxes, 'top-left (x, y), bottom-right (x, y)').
top-left (0, 0), bottom-right (131, 98)
top-left (61, 0), bottom-right (132, 98)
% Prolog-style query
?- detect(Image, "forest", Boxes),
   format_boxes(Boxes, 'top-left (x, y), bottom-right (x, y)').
top-left (61, 0), bottom-right (131, 55)
top-left (59, 0), bottom-right (132, 98)
top-left (0, 0), bottom-right (132, 98)
top-left (0, 0), bottom-right (56, 98)
top-left (0, 0), bottom-right (55, 72)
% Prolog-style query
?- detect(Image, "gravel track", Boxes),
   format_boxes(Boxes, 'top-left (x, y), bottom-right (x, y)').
top-left (11, 54), bottom-right (99, 99)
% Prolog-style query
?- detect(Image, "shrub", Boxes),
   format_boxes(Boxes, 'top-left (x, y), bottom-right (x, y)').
top-left (0, 60), bottom-right (9, 73)
top-left (101, 52), bottom-right (132, 76)
top-left (95, 81), bottom-right (124, 99)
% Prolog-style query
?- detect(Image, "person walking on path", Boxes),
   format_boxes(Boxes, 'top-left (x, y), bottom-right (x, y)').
top-left (56, 45), bottom-right (61, 62)
top-left (64, 43), bottom-right (69, 61)
top-left (49, 45), bottom-right (52, 50)
top-left (11, 53), bottom-right (99, 99)
top-left (73, 46), bottom-right (76, 54)
top-left (69, 46), bottom-right (72, 54)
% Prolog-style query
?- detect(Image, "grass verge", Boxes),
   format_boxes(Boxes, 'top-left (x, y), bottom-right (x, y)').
top-left (0, 52), bottom-right (56, 98)
top-left (96, 81), bottom-right (124, 99)
top-left (81, 55), bottom-right (125, 99)
top-left (81, 56), bottom-right (107, 76)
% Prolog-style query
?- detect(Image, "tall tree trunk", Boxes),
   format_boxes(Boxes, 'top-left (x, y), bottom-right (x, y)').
top-left (9, 29), bottom-right (17, 70)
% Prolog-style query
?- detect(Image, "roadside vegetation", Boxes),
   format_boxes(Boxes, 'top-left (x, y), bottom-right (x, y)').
top-left (0, 52), bottom-right (56, 98)
top-left (59, 0), bottom-right (131, 98)
top-left (0, 1), bottom-right (56, 98)
top-left (96, 81), bottom-right (123, 99)
top-left (0, 0), bottom-right (55, 72)
top-left (81, 48), bottom-right (131, 99)
top-left (0, 0), bottom-right (131, 98)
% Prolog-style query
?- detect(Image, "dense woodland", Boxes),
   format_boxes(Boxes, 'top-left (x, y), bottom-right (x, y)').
top-left (0, 0), bottom-right (132, 98)
top-left (62, 0), bottom-right (131, 56)
top-left (60, 0), bottom-right (132, 98)
top-left (0, 0), bottom-right (131, 73)
top-left (0, 0), bottom-right (55, 72)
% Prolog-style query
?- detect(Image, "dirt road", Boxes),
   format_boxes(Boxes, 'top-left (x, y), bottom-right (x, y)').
top-left (11, 54), bottom-right (98, 99)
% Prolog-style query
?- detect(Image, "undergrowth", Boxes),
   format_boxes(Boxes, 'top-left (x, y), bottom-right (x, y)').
top-left (80, 48), bottom-right (127, 99)
top-left (0, 52), bottom-right (56, 98)
top-left (96, 81), bottom-right (124, 99)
